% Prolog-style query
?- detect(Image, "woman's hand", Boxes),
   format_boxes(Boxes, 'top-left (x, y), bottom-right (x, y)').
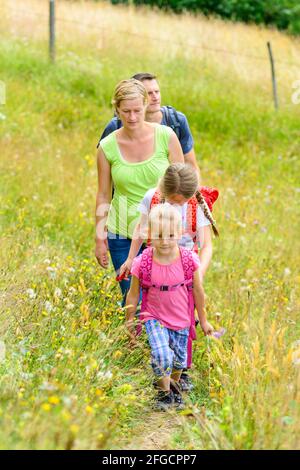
top-left (95, 238), bottom-right (109, 268)
top-left (200, 320), bottom-right (214, 336)
top-left (119, 257), bottom-right (133, 279)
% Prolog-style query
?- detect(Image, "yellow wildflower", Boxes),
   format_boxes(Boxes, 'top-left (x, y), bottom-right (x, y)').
top-left (113, 350), bottom-right (123, 359)
top-left (49, 396), bottom-right (60, 405)
top-left (41, 403), bottom-right (51, 412)
top-left (86, 405), bottom-right (93, 415)
top-left (70, 424), bottom-right (79, 435)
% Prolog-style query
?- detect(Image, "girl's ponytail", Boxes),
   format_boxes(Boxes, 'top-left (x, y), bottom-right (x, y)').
top-left (195, 190), bottom-right (219, 237)
top-left (159, 163), bottom-right (198, 200)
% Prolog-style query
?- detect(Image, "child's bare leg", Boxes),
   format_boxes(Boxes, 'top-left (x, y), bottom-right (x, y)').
top-left (171, 369), bottom-right (182, 383)
top-left (170, 370), bottom-right (183, 393)
top-left (156, 375), bottom-right (170, 391)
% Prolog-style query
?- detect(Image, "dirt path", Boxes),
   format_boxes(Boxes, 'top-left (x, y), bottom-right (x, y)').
top-left (123, 411), bottom-right (183, 450)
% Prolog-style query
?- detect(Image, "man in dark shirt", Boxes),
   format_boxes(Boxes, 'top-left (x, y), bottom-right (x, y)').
top-left (97, 72), bottom-right (201, 180)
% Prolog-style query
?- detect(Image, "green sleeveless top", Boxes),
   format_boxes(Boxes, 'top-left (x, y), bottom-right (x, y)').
top-left (100, 124), bottom-right (172, 239)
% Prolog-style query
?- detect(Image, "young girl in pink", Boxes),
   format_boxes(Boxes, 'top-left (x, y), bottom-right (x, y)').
top-left (120, 163), bottom-right (218, 391)
top-left (125, 204), bottom-right (213, 411)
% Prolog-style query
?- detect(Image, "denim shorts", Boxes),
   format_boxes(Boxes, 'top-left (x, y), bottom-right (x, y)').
top-left (107, 231), bottom-right (144, 304)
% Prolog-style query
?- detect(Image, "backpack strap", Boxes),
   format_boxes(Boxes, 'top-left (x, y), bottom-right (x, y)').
top-left (139, 247), bottom-right (153, 307)
top-left (186, 196), bottom-right (198, 241)
top-left (179, 247), bottom-right (197, 341)
top-left (150, 189), bottom-right (161, 209)
top-left (162, 105), bottom-right (181, 140)
top-left (116, 117), bottom-right (122, 129)
top-left (147, 190), bottom-right (162, 246)
top-left (135, 247), bottom-right (153, 337)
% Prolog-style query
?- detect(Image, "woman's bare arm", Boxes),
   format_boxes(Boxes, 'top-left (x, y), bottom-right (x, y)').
top-left (95, 147), bottom-right (112, 268)
top-left (168, 131), bottom-right (185, 164)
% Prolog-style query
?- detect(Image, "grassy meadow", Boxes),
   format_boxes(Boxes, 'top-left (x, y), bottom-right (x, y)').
top-left (0, 0), bottom-right (300, 450)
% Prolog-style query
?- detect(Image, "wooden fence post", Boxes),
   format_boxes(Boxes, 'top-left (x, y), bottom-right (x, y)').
top-left (267, 41), bottom-right (278, 110)
top-left (49, 0), bottom-right (55, 62)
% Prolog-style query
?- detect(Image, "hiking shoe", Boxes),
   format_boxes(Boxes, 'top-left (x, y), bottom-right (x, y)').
top-left (170, 381), bottom-right (185, 410)
top-left (179, 372), bottom-right (194, 392)
top-left (153, 390), bottom-right (174, 412)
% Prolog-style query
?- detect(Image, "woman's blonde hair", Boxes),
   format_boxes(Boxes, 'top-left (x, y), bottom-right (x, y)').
top-left (112, 79), bottom-right (148, 111)
top-left (148, 204), bottom-right (182, 239)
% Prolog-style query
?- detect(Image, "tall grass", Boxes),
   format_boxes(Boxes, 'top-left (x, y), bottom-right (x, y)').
top-left (0, 0), bottom-right (299, 450)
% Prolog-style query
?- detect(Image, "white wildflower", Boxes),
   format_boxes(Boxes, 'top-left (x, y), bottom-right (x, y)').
top-left (45, 301), bottom-right (53, 313)
top-left (62, 396), bottom-right (72, 407)
top-left (284, 268), bottom-right (291, 277)
top-left (291, 340), bottom-right (300, 366)
top-left (26, 288), bottom-right (36, 299)
top-left (237, 221), bottom-right (246, 228)
top-left (39, 381), bottom-right (57, 392)
top-left (0, 341), bottom-right (6, 362)
top-left (46, 266), bottom-right (57, 279)
top-left (212, 261), bottom-right (222, 270)
top-left (66, 301), bottom-right (75, 310)
top-left (54, 287), bottom-right (62, 298)
top-left (97, 370), bottom-right (113, 380)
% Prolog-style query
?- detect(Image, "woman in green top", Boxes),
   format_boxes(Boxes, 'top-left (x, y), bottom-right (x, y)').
top-left (95, 79), bottom-right (184, 300)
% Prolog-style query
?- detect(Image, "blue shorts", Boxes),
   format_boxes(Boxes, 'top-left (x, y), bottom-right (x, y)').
top-left (107, 231), bottom-right (144, 305)
top-left (145, 319), bottom-right (189, 377)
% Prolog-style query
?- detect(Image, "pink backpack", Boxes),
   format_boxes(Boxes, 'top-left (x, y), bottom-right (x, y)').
top-left (136, 246), bottom-right (197, 367)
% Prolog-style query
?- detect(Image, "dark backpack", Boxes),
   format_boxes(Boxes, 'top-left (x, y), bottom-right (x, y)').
top-left (161, 105), bottom-right (181, 140)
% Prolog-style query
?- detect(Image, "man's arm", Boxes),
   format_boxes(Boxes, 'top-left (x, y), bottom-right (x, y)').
top-left (177, 112), bottom-right (201, 182)
top-left (184, 148), bottom-right (201, 183)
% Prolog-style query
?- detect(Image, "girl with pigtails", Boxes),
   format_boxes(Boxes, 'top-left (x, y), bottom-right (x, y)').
top-left (126, 204), bottom-right (214, 411)
top-left (119, 163), bottom-right (219, 391)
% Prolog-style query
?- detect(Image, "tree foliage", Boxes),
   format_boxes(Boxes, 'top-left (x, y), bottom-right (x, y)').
top-left (109, 0), bottom-right (300, 34)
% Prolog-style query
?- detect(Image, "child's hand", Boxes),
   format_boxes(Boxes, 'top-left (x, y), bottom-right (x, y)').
top-left (126, 319), bottom-right (136, 343)
top-left (119, 258), bottom-right (133, 280)
top-left (201, 320), bottom-right (214, 336)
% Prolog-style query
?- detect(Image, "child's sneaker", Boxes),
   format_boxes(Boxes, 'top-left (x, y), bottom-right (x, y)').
top-left (153, 390), bottom-right (174, 412)
top-left (179, 371), bottom-right (194, 392)
top-left (170, 381), bottom-right (185, 410)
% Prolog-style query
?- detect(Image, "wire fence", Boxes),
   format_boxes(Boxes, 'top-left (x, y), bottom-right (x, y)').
top-left (1, 1), bottom-right (300, 109)
top-left (1, 4), bottom-right (299, 68)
